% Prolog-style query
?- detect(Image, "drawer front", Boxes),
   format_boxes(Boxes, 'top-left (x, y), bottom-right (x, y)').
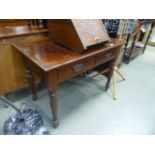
top-left (58, 57), bottom-right (95, 82)
top-left (96, 50), bottom-right (116, 66)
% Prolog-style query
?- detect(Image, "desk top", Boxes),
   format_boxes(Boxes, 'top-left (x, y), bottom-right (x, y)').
top-left (0, 26), bottom-right (48, 39)
top-left (13, 38), bottom-right (124, 72)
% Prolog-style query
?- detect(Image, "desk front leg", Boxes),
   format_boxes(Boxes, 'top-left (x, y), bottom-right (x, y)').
top-left (47, 71), bottom-right (59, 128)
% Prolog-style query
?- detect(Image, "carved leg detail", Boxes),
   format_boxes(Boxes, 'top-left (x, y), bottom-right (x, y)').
top-left (25, 69), bottom-right (38, 101)
top-left (48, 91), bottom-right (59, 128)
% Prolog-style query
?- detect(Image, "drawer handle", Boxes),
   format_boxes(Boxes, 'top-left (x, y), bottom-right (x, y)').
top-left (104, 52), bottom-right (112, 58)
top-left (94, 36), bottom-right (100, 43)
top-left (73, 64), bottom-right (84, 72)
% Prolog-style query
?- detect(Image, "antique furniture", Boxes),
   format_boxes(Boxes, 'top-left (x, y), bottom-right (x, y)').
top-left (123, 19), bottom-right (155, 64)
top-left (48, 19), bottom-right (110, 52)
top-left (122, 24), bottom-right (142, 64)
top-left (27, 19), bottom-right (48, 29)
top-left (141, 20), bottom-right (155, 53)
top-left (0, 26), bottom-right (48, 95)
top-left (13, 37), bottom-right (124, 127)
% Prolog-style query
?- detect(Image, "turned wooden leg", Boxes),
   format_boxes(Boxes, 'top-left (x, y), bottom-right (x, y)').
top-left (25, 69), bottom-right (38, 101)
top-left (48, 91), bottom-right (59, 128)
top-left (47, 71), bottom-right (59, 128)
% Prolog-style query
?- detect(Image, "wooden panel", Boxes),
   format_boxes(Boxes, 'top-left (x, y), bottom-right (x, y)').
top-left (0, 19), bottom-right (27, 28)
top-left (58, 57), bottom-right (95, 82)
top-left (48, 19), bottom-right (84, 52)
top-left (0, 33), bottom-right (48, 95)
top-left (72, 19), bottom-right (110, 48)
top-left (0, 26), bottom-right (48, 39)
top-left (0, 44), bottom-right (27, 94)
top-left (48, 19), bottom-right (110, 52)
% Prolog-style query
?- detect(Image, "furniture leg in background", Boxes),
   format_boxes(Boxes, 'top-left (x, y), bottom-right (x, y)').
top-left (127, 34), bottom-right (137, 64)
top-left (142, 23), bottom-right (155, 54)
top-left (122, 34), bottom-right (130, 64)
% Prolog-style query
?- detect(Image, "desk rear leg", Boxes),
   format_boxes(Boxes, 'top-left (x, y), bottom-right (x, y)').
top-left (25, 69), bottom-right (38, 101)
top-left (105, 60), bottom-right (115, 91)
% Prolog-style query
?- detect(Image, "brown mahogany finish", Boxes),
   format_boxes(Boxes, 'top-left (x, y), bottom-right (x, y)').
top-left (0, 26), bottom-right (48, 39)
top-left (48, 19), bottom-right (110, 52)
top-left (13, 38), bottom-right (124, 127)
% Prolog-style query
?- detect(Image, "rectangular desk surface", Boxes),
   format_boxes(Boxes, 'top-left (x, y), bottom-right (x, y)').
top-left (13, 38), bottom-right (124, 72)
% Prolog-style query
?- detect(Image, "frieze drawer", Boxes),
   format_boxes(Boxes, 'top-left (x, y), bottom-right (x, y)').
top-left (96, 50), bottom-right (116, 66)
top-left (58, 57), bottom-right (95, 82)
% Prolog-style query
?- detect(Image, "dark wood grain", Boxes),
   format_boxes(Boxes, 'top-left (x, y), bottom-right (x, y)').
top-left (13, 38), bottom-right (123, 72)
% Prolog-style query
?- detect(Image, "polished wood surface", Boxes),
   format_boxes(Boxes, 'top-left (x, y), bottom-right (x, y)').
top-left (0, 26), bottom-right (48, 39)
top-left (48, 19), bottom-right (110, 52)
top-left (13, 37), bottom-right (124, 127)
top-left (0, 28), bottom-right (48, 95)
top-left (13, 38), bottom-right (122, 72)
top-left (0, 19), bottom-right (27, 27)
top-left (72, 20), bottom-right (110, 47)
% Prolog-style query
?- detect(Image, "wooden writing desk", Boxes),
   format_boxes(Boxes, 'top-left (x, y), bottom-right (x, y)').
top-left (13, 38), bottom-right (124, 127)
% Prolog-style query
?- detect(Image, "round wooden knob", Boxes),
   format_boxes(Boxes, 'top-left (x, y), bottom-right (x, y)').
top-left (95, 36), bottom-right (100, 42)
